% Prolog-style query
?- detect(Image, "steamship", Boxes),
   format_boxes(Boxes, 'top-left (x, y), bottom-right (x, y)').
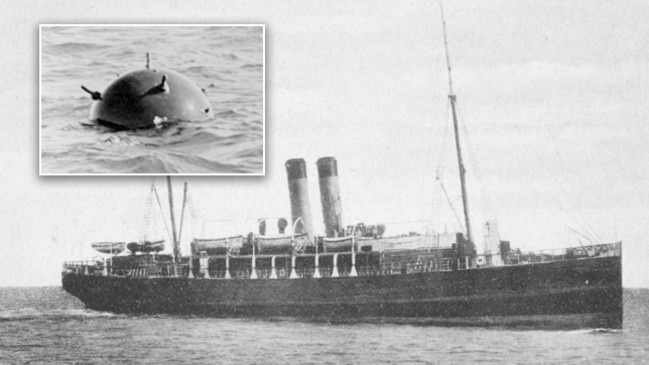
top-left (61, 158), bottom-right (622, 328)
top-left (61, 14), bottom-right (622, 329)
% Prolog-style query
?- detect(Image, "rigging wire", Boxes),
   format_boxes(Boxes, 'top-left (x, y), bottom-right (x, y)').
top-left (437, 90), bottom-right (501, 247)
top-left (185, 188), bottom-right (199, 237)
top-left (435, 104), bottom-right (452, 179)
top-left (177, 182), bottom-right (188, 252)
top-left (439, 181), bottom-right (464, 229)
top-left (541, 127), bottom-right (606, 243)
top-left (431, 98), bottom-right (467, 235)
top-left (151, 184), bottom-right (174, 247)
top-left (569, 227), bottom-right (595, 246)
top-left (179, 186), bottom-right (204, 255)
top-left (452, 95), bottom-right (605, 246)
top-left (457, 104), bottom-right (497, 221)
top-left (435, 1), bottom-right (604, 248)
top-left (509, 123), bottom-right (604, 244)
top-left (431, 101), bottom-right (452, 233)
top-left (138, 184), bottom-right (155, 243)
top-left (548, 152), bottom-right (604, 244)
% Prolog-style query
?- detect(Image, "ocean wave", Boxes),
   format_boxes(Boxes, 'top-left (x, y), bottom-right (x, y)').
top-left (215, 109), bottom-right (247, 118)
top-left (45, 119), bottom-right (261, 174)
top-left (0, 308), bottom-right (118, 322)
top-left (52, 42), bottom-right (110, 52)
top-left (97, 154), bottom-right (252, 174)
top-left (567, 328), bottom-right (623, 335)
top-left (241, 63), bottom-right (263, 69)
top-left (185, 65), bottom-right (211, 74)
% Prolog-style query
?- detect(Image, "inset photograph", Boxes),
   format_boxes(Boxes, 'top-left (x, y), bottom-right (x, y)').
top-left (40, 24), bottom-right (265, 175)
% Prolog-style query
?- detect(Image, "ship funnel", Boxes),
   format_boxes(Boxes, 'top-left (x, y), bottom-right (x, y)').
top-left (316, 157), bottom-right (343, 238)
top-left (285, 158), bottom-right (314, 239)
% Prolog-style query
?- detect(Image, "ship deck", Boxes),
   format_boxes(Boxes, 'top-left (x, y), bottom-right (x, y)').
top-left (63, 241), bottom-right (621, 281)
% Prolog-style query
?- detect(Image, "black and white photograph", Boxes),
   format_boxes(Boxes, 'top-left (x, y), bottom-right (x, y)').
top-left (40, 24), bottom-right (265, 175)
top-left (3, 0), bottom-right (649, 363)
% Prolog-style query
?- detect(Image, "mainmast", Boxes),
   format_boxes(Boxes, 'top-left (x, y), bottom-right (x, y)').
top-left (441, 3), bottom-right (473, 244)
top-left (167, 176), bottom-right (180, 262)
top-left (177, 182), bottom-right (188, 250)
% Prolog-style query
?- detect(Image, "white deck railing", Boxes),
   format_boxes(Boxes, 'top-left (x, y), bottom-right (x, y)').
top-left (63, 242), bottom-right (620, 279)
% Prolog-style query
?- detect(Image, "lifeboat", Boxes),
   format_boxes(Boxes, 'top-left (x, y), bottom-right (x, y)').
top-left (91, 241), bottom-right (125, 255)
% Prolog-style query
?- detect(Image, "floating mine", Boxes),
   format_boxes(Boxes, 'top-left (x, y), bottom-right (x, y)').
top-left (81, 56), bottom-right (212, 130)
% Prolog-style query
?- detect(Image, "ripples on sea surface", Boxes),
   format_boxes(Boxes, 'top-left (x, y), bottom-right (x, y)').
top-left (40, 25), bottom-right (264, 175)
top-left (1, 287), bottom-right (647, 364)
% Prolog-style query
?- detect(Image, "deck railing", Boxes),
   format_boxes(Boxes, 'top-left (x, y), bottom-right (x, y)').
top-left (62, 260), bottom-right (189, 278)
top-left (63, 242), bottom-right (620, 279)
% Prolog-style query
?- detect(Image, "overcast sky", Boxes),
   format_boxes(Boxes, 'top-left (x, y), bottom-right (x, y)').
top-left (1, 0), bottom-right (647, 287)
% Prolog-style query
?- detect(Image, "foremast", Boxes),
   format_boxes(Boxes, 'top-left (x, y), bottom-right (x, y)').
top-left (440, 3), bottom-right (473, 245)
top-left (167, 176), bottom-right (180, 262)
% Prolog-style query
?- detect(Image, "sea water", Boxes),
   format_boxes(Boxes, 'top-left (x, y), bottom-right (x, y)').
top-left (40, 26), bottom-right (263, 174)
top-left (1, 287), bottom-right (647, 364)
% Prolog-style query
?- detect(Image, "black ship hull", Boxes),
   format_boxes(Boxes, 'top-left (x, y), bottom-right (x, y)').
top-left (62, 255), bottom-right (622, 329)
